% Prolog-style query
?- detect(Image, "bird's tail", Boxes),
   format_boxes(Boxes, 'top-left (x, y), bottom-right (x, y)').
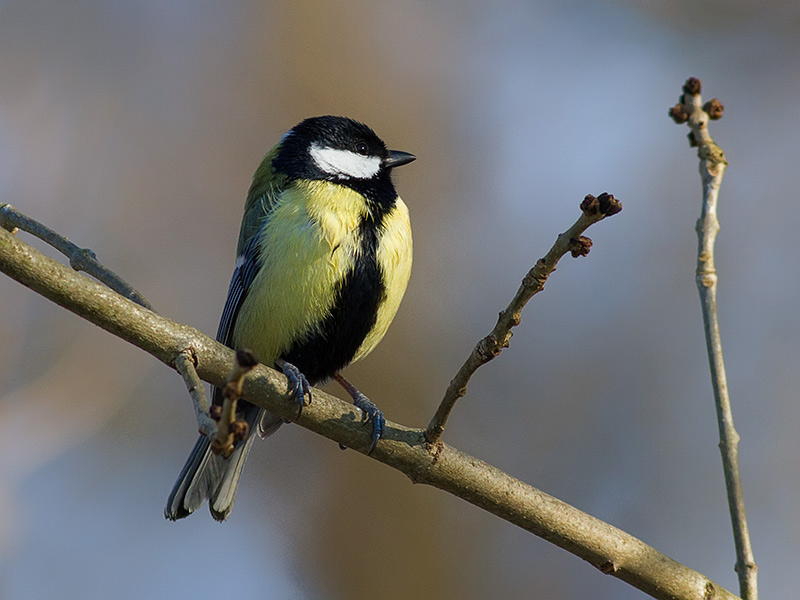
top-left (165, 406), bottom-right (283, 521)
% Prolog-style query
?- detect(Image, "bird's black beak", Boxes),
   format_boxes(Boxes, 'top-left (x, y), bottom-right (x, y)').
top-left (384, 150), bottom-right (416, 169)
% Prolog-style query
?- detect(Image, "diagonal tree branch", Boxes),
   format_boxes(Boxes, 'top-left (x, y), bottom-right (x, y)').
top-left (0, 214), bottom-right (739, 600)
top-left (425, 193), bottom-right (622, 445)
top-left (670, 77), bottom-right (757, 600)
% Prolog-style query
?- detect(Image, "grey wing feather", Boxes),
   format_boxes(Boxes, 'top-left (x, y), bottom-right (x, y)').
top-left (215, 234), bottom-right (262, 347)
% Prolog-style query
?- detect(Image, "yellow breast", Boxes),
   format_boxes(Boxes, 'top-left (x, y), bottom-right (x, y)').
top-left (231, 180), bottom-right (412, 369)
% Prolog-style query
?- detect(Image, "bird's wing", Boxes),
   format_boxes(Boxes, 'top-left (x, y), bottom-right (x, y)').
top-left (218, 173), bottom-right (287, 346)
top-left (213, 210), bottom-right (285, 439)
top-left (216, 232), bottom-right (262, 347)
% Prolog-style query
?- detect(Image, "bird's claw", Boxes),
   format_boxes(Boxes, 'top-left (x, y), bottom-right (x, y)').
top-left (352, 393), bottom-right (385, 455)
top-left (278, 360), bottom-right (311, 418)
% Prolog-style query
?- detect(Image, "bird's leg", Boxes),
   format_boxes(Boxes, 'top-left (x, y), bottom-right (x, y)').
top-left (275, 358), bottom-right (311, 418)
top-left (333, 372), bottom-right (385, 455)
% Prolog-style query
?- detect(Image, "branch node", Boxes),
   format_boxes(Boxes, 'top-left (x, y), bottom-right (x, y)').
top-left (568, 236), bottom-right (593, 258)
top-left (580, 193), bottom-right (622, 219)
top-left (522, 259), bottom-right (548, 288)
top-left (230, 419), bottom-right (250, 444)
top-left (696, 272), bottom-right (717, 289)
top-left (69, 247), bottom-right (98, 271)
top-left (704, 582), bottom-right (717, 600)
top-left (426, 438), bottom-right (444, 461)
top-left (669, 103), bottom-right (689, 124)
top-left (599, 560), bottom-right (618, 574)
top-left (580, 194), bottom-right (598, 215)
top-left (704, 98), bottom-right (724, 120)
top-left (682, 76), bottom-right (702, 96)
top-left (698, 144), bottom-right (728, 172)
top-left (210, 403), bottom-right (222, 420)
top-left (476, 336), bottom-right (499, 363)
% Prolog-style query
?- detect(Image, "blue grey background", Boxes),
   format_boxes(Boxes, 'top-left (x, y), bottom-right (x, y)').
top-left (1, 1), bottom-right (798, 598)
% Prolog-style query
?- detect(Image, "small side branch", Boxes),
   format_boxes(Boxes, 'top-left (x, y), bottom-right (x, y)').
top-left (174, 348), bottom-right (217, 438)
top-left (670, 77), bottom-right (757, 600)
top-left (425, 193), bottom-right (622, 446)
top-left (0, 203), bottom-right (154, 310)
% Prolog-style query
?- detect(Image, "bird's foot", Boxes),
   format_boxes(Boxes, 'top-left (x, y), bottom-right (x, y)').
top-left (275, 358), bottom-right (311, 418)
top-left (352, 392), bottom-right (385, 455)
top-left (332, 373), bottom-right (384, 454)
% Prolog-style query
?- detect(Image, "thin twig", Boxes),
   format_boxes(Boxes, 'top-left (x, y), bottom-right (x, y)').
top-left (210, 349), bottom-right (257, 457)
top-left (0, 224), bottom-right (740, 600)
top-left (174, 348), bottom-right (217, 438)
top-left (0, 202), bottom-right (154, 310)
top-left (671, 77), bottom-right (757, 600)
top-left (425, 193), bottom-right (622, 446)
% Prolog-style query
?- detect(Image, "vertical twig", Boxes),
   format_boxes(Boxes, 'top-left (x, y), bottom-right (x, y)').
top-left (670, 77), bottom-right (758, 600)
top-left (210, 349), bottom-right (257, 457)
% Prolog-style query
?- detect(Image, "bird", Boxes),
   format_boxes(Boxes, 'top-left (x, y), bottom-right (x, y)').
top-left (165, 116), bottom-right (415, 521)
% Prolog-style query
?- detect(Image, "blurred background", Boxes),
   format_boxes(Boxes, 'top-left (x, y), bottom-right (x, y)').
top-left (1, 0), bottom-right (798, 598)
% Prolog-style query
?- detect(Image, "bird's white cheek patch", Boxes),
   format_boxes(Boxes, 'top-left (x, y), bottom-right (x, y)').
top-left (309, 144), bottom-right (381, 180)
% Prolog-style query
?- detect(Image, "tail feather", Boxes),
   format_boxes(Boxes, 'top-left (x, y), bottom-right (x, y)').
top-left (165, 407), bottom-right (284, 521)
top-left (208, 432), bottom-right (257, 520)
top-left (164, 434), bottom-right (213, 520)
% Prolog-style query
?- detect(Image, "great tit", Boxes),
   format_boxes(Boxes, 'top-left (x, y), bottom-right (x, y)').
top-left (165, 116), bottom-right (414, 521)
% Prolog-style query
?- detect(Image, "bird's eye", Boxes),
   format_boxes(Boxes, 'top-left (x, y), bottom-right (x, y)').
top-left (354, 142), bottom-right (369, 155)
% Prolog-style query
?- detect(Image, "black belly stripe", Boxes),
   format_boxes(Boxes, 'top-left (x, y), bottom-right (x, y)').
top-left (281, 214), bottom-right (386, 384)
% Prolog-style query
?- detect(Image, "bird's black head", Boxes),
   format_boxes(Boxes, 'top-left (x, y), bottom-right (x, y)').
top-left (273, 116), bottom-right (415, 187)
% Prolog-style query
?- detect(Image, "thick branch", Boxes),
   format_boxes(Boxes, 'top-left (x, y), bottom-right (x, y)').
top-left (425, 193), bottom-right (622, 445)
top-left (0, 221), bottom-right (737, 600)
top-left (671, 77), bottom-right (757, 600)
